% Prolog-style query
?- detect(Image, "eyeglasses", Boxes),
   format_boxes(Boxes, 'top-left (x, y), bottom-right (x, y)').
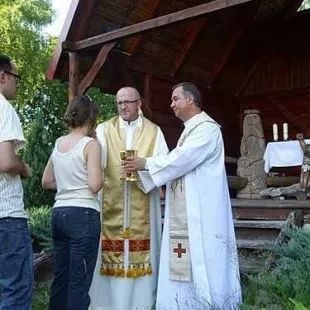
top-left (4, 71), bottom-right (21, 83)
top-left (116, 99), bottom-right (139, 106)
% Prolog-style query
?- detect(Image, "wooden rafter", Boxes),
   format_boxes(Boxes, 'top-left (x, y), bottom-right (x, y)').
top-left (78, 42), bottom-right (116, 95)
top-left (62, 0), bottom-right (254, 52)
top-left (283, 0), bottom-right (304, 20)
top-left (235, 49), bottom-right (267, 97)
top-left (210, 0), bottom-right (262, 87)
top-left (127, 0), bottom-right (161, 55)
top-left (47, 0), bottom-right (79, 80)
top-left (109, 51), bottom-right (136, 87)
top-left (169, 18), bottom-right (206, 77)
top-left (69, 52), bottom-right (79, 100)
top-left (267, 97), bottom-right (308, 133)
top-left (71, 0), bottom-right (97, 41)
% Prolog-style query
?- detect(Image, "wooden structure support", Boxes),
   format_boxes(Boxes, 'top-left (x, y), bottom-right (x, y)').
top-left (62, 0), bottom-right (254, 52)
top-left (267, 97), bottom-right (308, 134)
top-left (127, 0), bottom-right (161, 55)
top-left (68, 52), bottom-right (79, 100)
top-left (78, 42), bottom-right (116, 95)
top-left (169, 18), bottom-right (206, 77)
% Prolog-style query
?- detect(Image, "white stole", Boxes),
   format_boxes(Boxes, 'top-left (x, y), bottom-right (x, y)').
top-left (169, 119), bottom-right (209, 281)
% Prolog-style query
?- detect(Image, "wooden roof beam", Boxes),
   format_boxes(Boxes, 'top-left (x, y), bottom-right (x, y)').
top-left (235, 49), bottom-right (267, 97)
top-left (169, 18), bottom-right (206, 77)
top-left (62, 0), bottom-right (254, 52)
top-left (47, 0), bottom-right (79, 80)
top-left (267, 97), bottom-right (308, 134)
top-left (210, 0), bottom-right (262, 88)
top-left (127, 0), bottom-right (161, 55)
top-left (77, 42), bottom-right (116, 95)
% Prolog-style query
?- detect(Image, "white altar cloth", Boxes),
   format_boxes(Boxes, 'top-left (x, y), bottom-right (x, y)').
top-left (263, 140), bottom-right (310, 173)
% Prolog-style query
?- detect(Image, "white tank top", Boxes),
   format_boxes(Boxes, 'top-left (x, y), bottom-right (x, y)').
top-left (51, 136), bottom-right (99, 211)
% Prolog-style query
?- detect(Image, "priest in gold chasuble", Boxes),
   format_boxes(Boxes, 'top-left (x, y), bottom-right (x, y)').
top-left (89, 87), bottom-right (168, 310)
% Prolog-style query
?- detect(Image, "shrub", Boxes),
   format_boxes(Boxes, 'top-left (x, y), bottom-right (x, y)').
top-left (242, 228), bottom-right (310, 309)
top-left (27, 206), bottom-right (52, 253)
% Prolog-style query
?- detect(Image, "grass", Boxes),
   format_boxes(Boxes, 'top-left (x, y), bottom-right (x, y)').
top-left (32, 284), bottom-right (50, 310)
top-left (241, 228), bottom-right (310, 310)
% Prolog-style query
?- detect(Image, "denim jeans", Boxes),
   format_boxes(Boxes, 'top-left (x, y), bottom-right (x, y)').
top-left (49, 207), bottom-right (101, 310)
top-left (0, 217), bottom-right (34, 310)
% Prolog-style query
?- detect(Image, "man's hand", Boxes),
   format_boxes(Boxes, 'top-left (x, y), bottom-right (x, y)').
top-left (21, 163), bottom-right (31, 179)
top-left (123, 157), bottom-right (146, 172)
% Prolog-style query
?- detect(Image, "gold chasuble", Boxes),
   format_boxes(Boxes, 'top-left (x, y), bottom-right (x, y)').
top-left (100, 116), bottom-right (157, 278)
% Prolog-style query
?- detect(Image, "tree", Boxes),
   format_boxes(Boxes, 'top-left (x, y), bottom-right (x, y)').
top-left (0, 0), bottom-right (117, 208)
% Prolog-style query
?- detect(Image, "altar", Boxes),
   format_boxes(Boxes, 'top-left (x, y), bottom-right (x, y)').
top-left (263, 140), bottom-right (310, 173)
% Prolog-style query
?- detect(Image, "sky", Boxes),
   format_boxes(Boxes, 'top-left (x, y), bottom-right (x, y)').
top-left (44, 0), bottom-right (72, 36)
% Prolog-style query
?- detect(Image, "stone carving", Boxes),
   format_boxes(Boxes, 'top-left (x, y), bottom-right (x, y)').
top-left (298, 137), bottom-right (310, 193)
top-left (237, 109), bottom-right (267, 198)
top-left (260, 183), bottom-right (309, 200)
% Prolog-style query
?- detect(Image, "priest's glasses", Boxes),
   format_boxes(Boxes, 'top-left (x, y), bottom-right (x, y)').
top-left (120, 150), bottom-right (138, 182)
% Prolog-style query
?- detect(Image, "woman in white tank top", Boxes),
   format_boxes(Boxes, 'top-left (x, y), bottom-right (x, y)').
top-left (42, 95), bottom-right (103, 310)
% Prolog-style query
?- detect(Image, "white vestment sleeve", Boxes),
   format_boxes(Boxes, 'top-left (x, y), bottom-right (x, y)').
top-left (148, 123), bottom-right (221, 187)
top-left (138, 128), bottom-right (169, 193)
top-left (95, 123), bottom-right (107, 168)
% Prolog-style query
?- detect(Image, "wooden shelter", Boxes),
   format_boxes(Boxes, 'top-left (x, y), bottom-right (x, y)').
top-left (47, 0), bottom-right (310, 261)
top-left (48, 0), bottom-right (310, 154)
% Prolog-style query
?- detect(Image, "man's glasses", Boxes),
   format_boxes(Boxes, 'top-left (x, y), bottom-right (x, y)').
top-left (116, 99), bottom-right (139, 106)
top-left (4, 71), bottom-right (21, 83)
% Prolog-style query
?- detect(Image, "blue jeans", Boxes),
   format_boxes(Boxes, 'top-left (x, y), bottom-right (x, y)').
top-left (0, 217), bottom-right (34, 310)
top-left (49, 207), bottom-right (101, 310)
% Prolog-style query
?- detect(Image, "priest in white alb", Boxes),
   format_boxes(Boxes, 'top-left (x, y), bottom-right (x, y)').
top-left (124, 82), bottom-right (242, 310)
top-left (89, 87), bottom-right (168, 310)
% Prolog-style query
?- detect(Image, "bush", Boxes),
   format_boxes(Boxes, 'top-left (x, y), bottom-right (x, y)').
top-left (242, 228), bottom-right (310, 309)
top-left (27, 206), bottom-right (52, 253)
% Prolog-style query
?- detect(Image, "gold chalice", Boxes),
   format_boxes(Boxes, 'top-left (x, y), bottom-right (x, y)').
top-left (120, 150), bottom-right (138, 182)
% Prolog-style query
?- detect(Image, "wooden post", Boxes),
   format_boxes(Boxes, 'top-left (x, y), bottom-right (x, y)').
top-left (78, 42), bottom-right (116, 95)
top-left (68, 52), bottom-right (79, 100)
top-left (142, 74), bottom-right (153, 120)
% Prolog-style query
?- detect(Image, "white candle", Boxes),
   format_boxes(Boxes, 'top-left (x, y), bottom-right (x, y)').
top-left (283, 123), bottom-right (288, 140)
top-left (273, 123), bottom-right (278, 141)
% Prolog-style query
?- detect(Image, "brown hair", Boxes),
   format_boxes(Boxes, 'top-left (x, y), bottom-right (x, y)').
top-left (64, 95), bottom-right (99, 129)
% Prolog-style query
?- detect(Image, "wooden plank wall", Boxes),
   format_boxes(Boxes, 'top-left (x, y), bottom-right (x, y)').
top-left (144, 76), bottom-right (241, 164)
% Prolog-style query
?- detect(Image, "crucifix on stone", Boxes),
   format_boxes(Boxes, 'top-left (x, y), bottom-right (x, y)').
top-left (173, 243), bottom-right (186, 258)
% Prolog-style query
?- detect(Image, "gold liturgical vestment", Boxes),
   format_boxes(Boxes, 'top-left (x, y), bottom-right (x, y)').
top-left (100, 116), bottom-right (157, 278)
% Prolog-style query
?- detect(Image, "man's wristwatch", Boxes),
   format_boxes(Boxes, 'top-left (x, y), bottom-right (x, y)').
top-left (144, 160), bottom-right (149, 171)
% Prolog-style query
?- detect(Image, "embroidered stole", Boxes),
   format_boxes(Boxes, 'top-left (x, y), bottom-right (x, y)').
top-left (169, 119), bottom-right (211, 281)
top-left (100, 116), bottom-right (157, 278)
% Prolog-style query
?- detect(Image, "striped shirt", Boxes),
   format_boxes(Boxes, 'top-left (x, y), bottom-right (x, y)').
top-left (0, 93), bottom-right (27, 218)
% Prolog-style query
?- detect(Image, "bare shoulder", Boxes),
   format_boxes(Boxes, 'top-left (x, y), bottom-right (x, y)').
top-left (86, 138), bottom-right (101, 149)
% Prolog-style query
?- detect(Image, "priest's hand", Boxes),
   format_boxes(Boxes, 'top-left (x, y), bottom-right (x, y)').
top-left (123, 157), bottom-right (146, 172)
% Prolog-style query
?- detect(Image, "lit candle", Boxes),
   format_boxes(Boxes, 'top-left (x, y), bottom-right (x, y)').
top-left (283, 123), bottom-right (288, 140)
top-left (273, 123), bottom-right (278, 141)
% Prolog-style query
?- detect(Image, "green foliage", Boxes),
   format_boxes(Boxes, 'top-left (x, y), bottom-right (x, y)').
top-left (87, 88), bottom-right (117, 123)
top-left (0, 0), bottom-right (117, 210)
top-left (290, 299), bottom-right (310, 310)
top-left (0, 0), bottom-right (54, 105)
top-left (33, 284), bottom-right (49, 310)
top-left (27, 205), bottom-right (52, 252)
top-left (22, 80), bottom-right (67, 208)
top-left (242, 228), bottom-right (310, 310)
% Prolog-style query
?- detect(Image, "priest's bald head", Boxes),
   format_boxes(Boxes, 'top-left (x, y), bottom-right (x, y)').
top-left (116, 87), bottom-right (142, 123)
top-left (171, 82), bottom-right (202, 122)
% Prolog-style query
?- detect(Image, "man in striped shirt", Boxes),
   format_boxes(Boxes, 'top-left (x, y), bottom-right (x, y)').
top-left (0, 54), bottom-right (33, 310)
